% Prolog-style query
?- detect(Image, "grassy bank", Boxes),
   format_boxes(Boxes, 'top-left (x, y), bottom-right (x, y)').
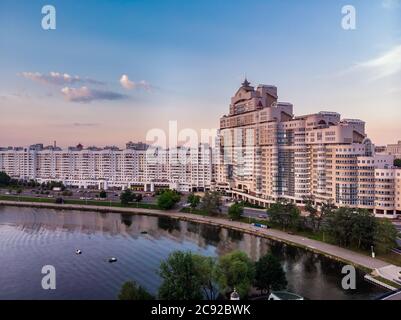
top-left (0, 195), bottom-right (160, 210)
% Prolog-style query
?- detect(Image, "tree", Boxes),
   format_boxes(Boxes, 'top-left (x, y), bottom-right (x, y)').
top-left (192, 255), bottom-right (219, 300)
top-left (351, 209), bottom-right (375, 250)
top-left (0, 172), bottom-right (11, 187)
top-left (303, 195), bottom-right (318, 231)
top-left (157, 190), bottom-right (181, 210)
top-left (158, 251), bottom-right (203, 300)
top-left (120, 189), bottom-right (134, 205)
top-left (269, 199), bottom-right (301, 231)
top-left (394, 159), bottom-right (401, 168)
top-left (214, 251), bottom-right (254, 298)
top-left (228, 203), bottom-right (244, 221)
top-left (254, 253), bottom-right (287, 295)
top-left (188, 193), bottom-right (201, 209)
top-left (118, 281), bottom-right (154, 300)
top-left (324, 207), bottom-right (354, 247)
top-left (317, 199), bottom-right (336, 232)
top-left (324, 207), bottom-right (390, 251)
top-left (99, 189), bottom-right (107, 199)
top-left (134, 193), bottom-right (143, 202)
top-left (374, 219), bottom-right (398, 254)
top-left (200, 191), bottom-right (222, 216)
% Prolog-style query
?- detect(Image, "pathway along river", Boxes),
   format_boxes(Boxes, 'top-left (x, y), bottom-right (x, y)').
top-left (0, 206), bottom-right (386, 300)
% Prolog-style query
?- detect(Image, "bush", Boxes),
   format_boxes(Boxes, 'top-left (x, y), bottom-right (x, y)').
top-left (99, 190), bottom-right (107, 198)
top-left (55, 197), bottom-right (64, 204)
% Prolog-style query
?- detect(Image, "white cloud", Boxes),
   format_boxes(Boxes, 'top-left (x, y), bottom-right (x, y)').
top-left (356, 44), bottom-right (401, 79)
top-left (338, 44), bottom-right (401, 80)
top-left (382, 0), bottom-right (401, 9)
top-left (61, 86), bottom-right (127, 103)
top-left (120, 74), bottom-right (152, 91)
top-left (19, 72), bottom-right (104, 86)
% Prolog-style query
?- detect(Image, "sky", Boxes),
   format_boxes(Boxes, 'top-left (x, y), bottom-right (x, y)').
top-left (0, 0), bottom-right (400, 147)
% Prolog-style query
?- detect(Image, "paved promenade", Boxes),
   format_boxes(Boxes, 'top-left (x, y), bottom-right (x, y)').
top-left (1, 200), bottom-right (400, 288)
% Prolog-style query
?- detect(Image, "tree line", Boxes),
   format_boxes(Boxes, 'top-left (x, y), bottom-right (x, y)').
top-left (269, 197), bottom-right (398, 254)
top-left (118, 250), bottom-right (287, 300)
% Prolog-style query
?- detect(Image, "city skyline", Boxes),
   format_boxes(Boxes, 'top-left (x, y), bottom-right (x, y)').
top-left (1, 0), bottom-right (400, 147)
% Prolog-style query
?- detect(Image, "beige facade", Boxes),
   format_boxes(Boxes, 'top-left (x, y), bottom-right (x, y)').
top-left (215, 80), bottom-right (400, 218)
top-left (386, 141), bottom-right (401, 159)
top-left (0, 144), bottom-right (212, 192)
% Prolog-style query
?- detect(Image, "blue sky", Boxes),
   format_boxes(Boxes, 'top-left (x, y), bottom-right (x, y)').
top-left (0, 0), bottom-right (400, 146)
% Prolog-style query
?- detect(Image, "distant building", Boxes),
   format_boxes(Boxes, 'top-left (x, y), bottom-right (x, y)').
top-left (375, 146), bottom-right (387, 154)
top-left (126, 141), bottom-right (149, 151)
top-left (387, 141), bottom-right (401, 159)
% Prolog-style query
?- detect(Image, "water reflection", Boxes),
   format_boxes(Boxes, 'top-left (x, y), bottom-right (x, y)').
top-left (0, 206), bottom-right (386, 300)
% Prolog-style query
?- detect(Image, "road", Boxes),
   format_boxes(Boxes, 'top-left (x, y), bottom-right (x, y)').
top-left (221, 203), bottom-right (268, 220)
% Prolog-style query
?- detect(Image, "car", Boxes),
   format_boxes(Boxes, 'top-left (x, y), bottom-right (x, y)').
top-left (258, 214), bottom-right (268, 219)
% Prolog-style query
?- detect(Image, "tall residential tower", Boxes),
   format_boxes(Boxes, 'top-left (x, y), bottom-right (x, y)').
top-left (215, 80), bottom-right (400, 218)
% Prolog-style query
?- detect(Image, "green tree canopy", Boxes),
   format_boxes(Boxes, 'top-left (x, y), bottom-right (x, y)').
top-left (254, 253), bottom-right (287, 295)
top-left (120, 189), bottom-right (134, 205)
top-left (324, 207), bottom-right (398, 253)
top-left (268, 199), bottom-right (301, 231)
top-left (188, 193), bottom-right (201, 209)
top-left (118, 281), bottom-right (154, 300)
top-left (158, 251), bottom-right (203, 300)
top-left (99, 189), bottom-right (107, 198)
top-left (303, 195), bottom-right (318, 231)
top-left (157, 189), bottom-right (181, 210)
top-left (192, 255), bottom-right (219, 300)
top-left (228, 203), bottom-right (244, 221)
top-left (374, 219), bottom-right (398, 254)
top-left (0, 172), bottom-right (11, 187)
top-left (200, 191), bottom-right (222, 216)
top-left (214, 251), bottom-right (255, 298)
top-left (394, 158), bottom-right (401, 168)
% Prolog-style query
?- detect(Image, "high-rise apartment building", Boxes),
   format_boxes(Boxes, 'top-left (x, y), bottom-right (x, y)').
top-left (215, 80), bottom-right (400, 218)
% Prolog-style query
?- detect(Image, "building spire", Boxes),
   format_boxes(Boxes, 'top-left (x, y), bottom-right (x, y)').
top-left (242, 77), bottom-right (250, 87)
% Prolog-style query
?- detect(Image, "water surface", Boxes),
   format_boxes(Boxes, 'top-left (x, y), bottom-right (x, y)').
top-left (0, 206), bottom-right (386, 300)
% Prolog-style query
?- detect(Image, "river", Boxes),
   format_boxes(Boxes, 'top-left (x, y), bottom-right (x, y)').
top-left (0, 206), bottom-right (386, 300)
